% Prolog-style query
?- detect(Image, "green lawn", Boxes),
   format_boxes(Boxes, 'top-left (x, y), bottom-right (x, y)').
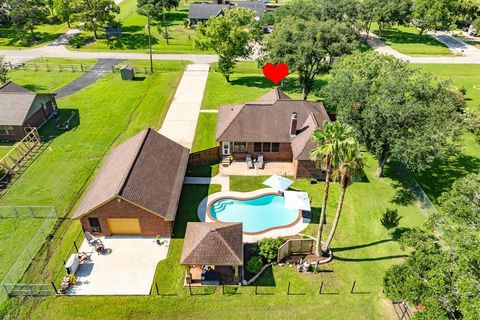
top-left (191, 113), bottom-right (218, 152)
top-left (68, 0), bottom-right (203, 54)
top-left (373, 24), bottom-right (452, 56)
top-left (0, 22), bottom-right (68, 49)
top-left (202, 62), bottom-right (325, 110)
top-left (0, 60), bottom-right (187, 298)
top-left (14, 152), bottom-right (426, 319)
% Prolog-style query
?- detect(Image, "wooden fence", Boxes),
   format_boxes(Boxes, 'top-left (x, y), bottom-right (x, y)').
top-left (277, 238), bottom-right (315, 263)
top-left (188, 146), bottom-right (221, 168)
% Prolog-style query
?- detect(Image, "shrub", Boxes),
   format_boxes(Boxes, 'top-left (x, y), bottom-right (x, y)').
top-left (464, 109), bottom-right (480, 144)
top-left (68, 34), bottom-right (88, 49)
top-left (246, 256), bottom-right (263, 274)
top-left (381, 208), bottom-right (402, 231)
top-left (258, 237), bottom-right (286, 263)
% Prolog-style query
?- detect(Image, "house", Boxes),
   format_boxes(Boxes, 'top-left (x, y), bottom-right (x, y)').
top-left (0, 82), bottom-right (57, 141)
top-left (188, 3), bottom-right (229, 26)
top-left (215, 89), bottom-right (331, 179)
top-left (181, 222), bottom-right (243, 286)
top-left (188, 1), bottom-right (266, 26)
top-left (73, 128), bottom-right (190, 237)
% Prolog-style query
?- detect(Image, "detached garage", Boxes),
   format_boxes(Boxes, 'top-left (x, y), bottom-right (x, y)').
top-left (73, 128), bottom-right (190, 237)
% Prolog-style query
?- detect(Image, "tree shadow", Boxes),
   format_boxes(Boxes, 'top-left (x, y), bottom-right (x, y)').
top-left (380, 27), bottom-right (447, 47)
top-left (106, 33), bottom-right (159, 50)
top-left (333, 238), bottom-right (394, 252)
top-left (38, 109), bottom-right (80, 141)
top-left (253, 265), bottom-right (276, 287)
top-left (334, 254), bottom-right (408, 262)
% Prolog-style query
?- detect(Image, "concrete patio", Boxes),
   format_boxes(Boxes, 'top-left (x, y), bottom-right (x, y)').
top-left (219, 161), bottom-right (295, 176)
top-left (67, 235), bottom-right (170, 295)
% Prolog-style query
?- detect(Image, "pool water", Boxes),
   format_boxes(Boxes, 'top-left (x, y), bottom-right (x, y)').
top-left (209, 194), bottom-right (299, 233)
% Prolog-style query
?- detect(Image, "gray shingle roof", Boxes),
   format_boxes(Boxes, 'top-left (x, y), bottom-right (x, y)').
top-left (181, 222), bottom-right (244, 266)
top-left (236, 1), bottom-right (265, 17)
top-left (0, 82), bottom-right (37, 126)
top-left (188, 4), bottom-right (229, 20)
top-left (73, 128), bottom-right (190, 221)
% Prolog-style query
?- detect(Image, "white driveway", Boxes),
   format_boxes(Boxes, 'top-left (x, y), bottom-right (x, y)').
top-left (67, 236), bottom-right (169, 295)
top-left (159, 64), bottom-right (210, 149)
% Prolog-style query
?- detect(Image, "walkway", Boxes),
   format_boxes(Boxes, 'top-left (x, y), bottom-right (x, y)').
top-left (427, 31), bottom-right (480, 57)
top-left (56, 58), bottom-right (125, 98)
top-left (184, 175), bottom-right (230, 192)
top-left (159, 64), bottom-right (210, 149)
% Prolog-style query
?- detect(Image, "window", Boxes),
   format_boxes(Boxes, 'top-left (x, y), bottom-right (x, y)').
top-left (233, 142), bottom-right (247, 153)
top-left (262, 143), bottom-right (271, 152)
top-left (254, 142), bottom-right (262, 152)
top-left (271, 143), bottom-right (280, 152)
top-left (0, 126), bottom-right (14, 135)
top-left (89, 217), bottom-right (102, 233)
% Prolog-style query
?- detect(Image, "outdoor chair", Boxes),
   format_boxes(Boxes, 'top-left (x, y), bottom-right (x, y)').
top-left (256, 154), bottom-right (264, 169)
top-left (246, 154), bottom-right (254, 169)
top-left (84, 231), bottom-right (102, 246)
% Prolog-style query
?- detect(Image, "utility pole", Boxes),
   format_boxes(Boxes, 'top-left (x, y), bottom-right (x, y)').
top-left (162, 4), bottom-right (169, 45)
top-left (147, 13), bottom-right (154, 74)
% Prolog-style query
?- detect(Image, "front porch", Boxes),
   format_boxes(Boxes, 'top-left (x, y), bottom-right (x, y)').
top-left (183, 265), bottom-right (240, 287)
top-left (220, 160), bottom-right (295, 176)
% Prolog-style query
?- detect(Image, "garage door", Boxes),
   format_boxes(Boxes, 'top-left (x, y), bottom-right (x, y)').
top-left (107, 218), bottom-right (141, 235)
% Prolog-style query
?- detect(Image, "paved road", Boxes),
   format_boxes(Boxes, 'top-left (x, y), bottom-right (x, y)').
top-left (427, 31), bottom-right (480, 57)
top-left (159, 64), bottom-right (210, 150)
top-left (55, 58), bottom-right (126, 98)
top-left (366, 32), bottom-right (480, 64)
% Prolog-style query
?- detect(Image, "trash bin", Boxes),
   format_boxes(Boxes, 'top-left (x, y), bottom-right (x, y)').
top-left (65, 254), bottom-right (80, 274)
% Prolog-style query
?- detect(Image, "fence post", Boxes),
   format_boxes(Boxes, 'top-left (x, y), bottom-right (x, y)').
top-left (112, 65), bottom-right (115, 73)
top-left (45, 64), bottom-right (49, 72)
top-left (80, 64), bottom-right (84, 72)
top-left (144, 66), bottom-right (147, 74)
top-left (51, 282), bottom-right (58, 294)
top-left (255, 284), bottom-right (257, 295)
top-left (33, 63), bottom-right (38, 71)
top-left (188, 282), bottom-right (192, 296)
top-left (319, 281), bottom-right (323, 295)
top-left (73, 241), bottom-right (79, 253)
top-left (71, 64), bottom-right (74, 72)
top-left (58, 64), bottom-right (62, 72)
top-left (351, 281), bottom-right (356, 294)
top-left (287, 282), bottom-right (290, 295)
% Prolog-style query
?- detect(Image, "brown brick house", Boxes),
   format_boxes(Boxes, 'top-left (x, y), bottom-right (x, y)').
top-left (73, 128), bottom-right (190, 237)
top-left (215, 89), bottom-right (331, 179)
top-left (0, 82), bottom-right (58, 141)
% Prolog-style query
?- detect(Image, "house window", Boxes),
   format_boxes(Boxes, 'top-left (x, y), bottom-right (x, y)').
top-left (88, 217), bottom-right (102, 233)
top-left (0, 126), bottom-right (14, 135)
top-left (262, 143), bottom-right (271, 152)
top-left (271, 143), bottom-right (280, 152)
top-left (254, 142), bottom-right (262, 152)
top-left (233, 142), bottom-right (247, 153)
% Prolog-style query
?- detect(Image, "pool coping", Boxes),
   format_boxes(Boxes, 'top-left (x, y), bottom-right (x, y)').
top-left (197, 188), bottom-right (311, 243)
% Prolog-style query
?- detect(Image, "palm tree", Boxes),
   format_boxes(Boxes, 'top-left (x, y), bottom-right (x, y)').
top-left (310, 122), bottom-right (355, 256)
top-left (322, 141), bottom-right (364, 251)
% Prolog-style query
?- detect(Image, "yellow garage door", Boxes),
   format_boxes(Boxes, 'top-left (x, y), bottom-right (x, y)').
top-left (107, 218), bottom-right (141, 235)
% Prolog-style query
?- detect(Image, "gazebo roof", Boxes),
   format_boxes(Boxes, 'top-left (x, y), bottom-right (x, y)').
top-left (180, 222), bottom-right (243, 266)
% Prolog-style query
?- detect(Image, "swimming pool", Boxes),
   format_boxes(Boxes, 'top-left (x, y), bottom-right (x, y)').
top-left (208, 193), bottom-right (301, 234)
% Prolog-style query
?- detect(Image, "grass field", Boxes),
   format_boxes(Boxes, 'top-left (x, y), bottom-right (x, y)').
top-left (373, 24), bottom-right (452, 56)
top-left (0, 59), bottom-right (187, 307)
top-left (69, 0), bottom-right (202, 54)
top-left (0, 22), bottom-right (68, 49)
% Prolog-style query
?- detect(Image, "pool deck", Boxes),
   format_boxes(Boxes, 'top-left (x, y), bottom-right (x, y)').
top-left (197, 188), bottom-right (311, 243)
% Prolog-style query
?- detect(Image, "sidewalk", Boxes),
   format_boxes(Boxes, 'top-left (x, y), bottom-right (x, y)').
top-left (159, 64), bottom-right (210, 150)
top-left (427, 31), bottom-right (480, 57)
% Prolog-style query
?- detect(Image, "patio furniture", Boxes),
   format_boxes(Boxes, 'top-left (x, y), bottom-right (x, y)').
top-left (201, 271), bottom-right (221, 286)
top-left (246, 154), bottom-right (254, 169)
top-left (78, 252), bottom-right (90, 263)
top-left (256, 154), bottom-right (264, 169)
top-left (85, 231), bottom-right (102, 246)
top-left (95, 242), bottom-right (105, 255)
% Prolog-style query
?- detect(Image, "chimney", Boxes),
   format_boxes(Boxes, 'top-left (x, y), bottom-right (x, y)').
top-left (289, 112), bottom-right (298, 137)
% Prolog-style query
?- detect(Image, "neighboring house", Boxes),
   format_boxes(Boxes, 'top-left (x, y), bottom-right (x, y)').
top-left (188, 4), bottom-right (229, 26)
top-left (0, 82), bottom-right (57, 141)
top-left (74, 128), bottom-right (190, 237)
top-left (215, 89), bottom-right (331, 179)
top-left (188, 1), bottom-right (266, 26)
top-left (181, 222), bottom-right (243, 286)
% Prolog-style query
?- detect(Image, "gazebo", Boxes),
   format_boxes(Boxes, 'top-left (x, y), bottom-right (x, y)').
top-left (180, 222), bottom-right (244, 286)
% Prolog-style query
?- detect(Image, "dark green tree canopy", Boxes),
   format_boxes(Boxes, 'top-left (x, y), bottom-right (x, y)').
top-left (263, 17), bottom-right (357, 100)
top-left (137, 0), bottom-right (179, 20)
top-left (195, 7), bottom-right (262, 82)
top-left (322, 51), bottom-right (463, 177)
top-left (384, 174), bottom-right (480, 319)
top-left (74, 0), bottom-right (120, 39)
top-left (7, 0), bottom-right (49, 40)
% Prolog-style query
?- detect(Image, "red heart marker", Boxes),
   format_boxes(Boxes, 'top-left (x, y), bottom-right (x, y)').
top-left (263, 63), bottom-right (289, 85)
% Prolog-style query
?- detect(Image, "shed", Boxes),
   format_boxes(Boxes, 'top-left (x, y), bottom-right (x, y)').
top-left (120, 65), bottom-right (135, 81)
top-left (74, 128), bottom-right (190, 237)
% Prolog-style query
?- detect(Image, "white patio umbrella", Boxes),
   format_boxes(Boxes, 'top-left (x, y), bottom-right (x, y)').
top-left (263, 175), bottom-right (294, 192)
top-left (284, 191), bottom-right (311, 212)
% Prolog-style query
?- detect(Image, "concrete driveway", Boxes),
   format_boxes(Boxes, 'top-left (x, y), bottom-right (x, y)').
top-left (67, 235), bottom-right (170, 295)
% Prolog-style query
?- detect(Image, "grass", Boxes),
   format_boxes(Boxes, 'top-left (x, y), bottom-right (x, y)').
top-left (202, 62), bottom-right (326, 110)
top-left (68, 0), bottom-right (203, 54)
top-left (373, 24), bottom-right (453, 56)
top-left (10, 153), bottom-right (427, 319)
top-left (191, 113), bottom-right (218, 152)
top-left (0, 60), bottom-right (187, 293)
top-left (0, 21), bottom-right (68, 49)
